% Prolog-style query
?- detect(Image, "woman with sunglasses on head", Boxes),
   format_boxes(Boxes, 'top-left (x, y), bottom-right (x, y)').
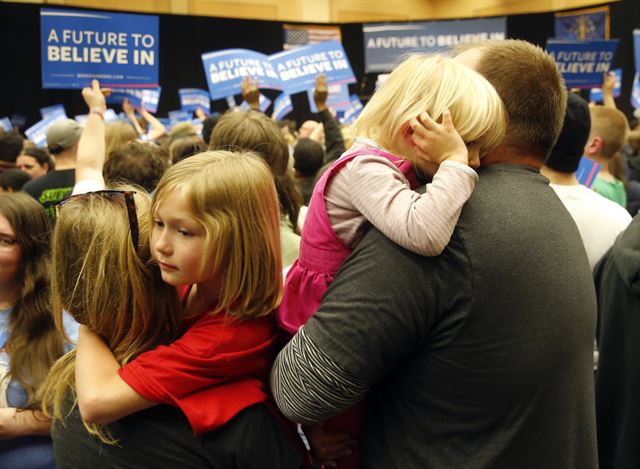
top-left (0, 192), bottom-right (77, 469)
top-left (41, 81), bottom-right (304, 468)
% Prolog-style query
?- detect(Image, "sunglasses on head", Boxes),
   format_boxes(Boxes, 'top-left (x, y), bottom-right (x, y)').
top-left (56, 190), bottom-right (139, 250)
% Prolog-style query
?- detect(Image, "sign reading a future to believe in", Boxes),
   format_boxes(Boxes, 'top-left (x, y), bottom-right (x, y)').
top-left (40, 8), bottom-right (159, 89)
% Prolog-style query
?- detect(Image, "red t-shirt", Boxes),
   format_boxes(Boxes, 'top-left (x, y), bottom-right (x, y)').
top-left (118, 286), bottom-right (278, 434)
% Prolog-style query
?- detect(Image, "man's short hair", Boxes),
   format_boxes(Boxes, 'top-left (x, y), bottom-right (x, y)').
top-left (473, 40), bottom-right (567, 161)
top-left (589, 106), bottom-right (629, 159)
top-left (293, 138), bottom-right (325, 177)
top-left (0, 168), bottom-right (31, 191)
top-left (104, 141), bottom-right (168, 193)
top-left (0, 132), bottom-right (24, 163)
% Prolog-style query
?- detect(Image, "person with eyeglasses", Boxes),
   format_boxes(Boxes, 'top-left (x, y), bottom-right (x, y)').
top-left (41, 80), bottom-right (305, 468)
top-left (0, 192), bottom-right (77, 469)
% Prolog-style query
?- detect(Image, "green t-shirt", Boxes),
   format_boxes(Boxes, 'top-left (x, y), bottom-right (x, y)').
top-left (592, 177), bottom-right (627, 208)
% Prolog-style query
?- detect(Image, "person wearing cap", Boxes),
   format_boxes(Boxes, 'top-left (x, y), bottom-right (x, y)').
top-left (22, 119), bottom-right (82, 219)
top-left (541, 93), bottom-right (632, 271)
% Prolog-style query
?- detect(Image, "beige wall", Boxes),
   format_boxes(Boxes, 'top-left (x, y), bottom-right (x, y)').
top-left (5, 0), bottom-right (617, 22)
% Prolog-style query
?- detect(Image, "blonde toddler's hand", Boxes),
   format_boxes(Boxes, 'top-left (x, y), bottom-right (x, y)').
top-left (410, 109), bottom-right (468, 166)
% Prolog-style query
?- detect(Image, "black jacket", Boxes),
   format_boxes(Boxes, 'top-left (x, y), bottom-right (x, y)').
top-left (595, 213), bottom-right (640, 469)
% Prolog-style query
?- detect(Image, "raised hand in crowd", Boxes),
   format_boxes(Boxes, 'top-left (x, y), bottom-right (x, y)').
top-left (122, 98), bottom-right (146, 136)
top-left (313, 74), bottom-right (329, 112)
top-left (76, 79), bottom-right (109, 186)
top-left (602, 71), bottom-right (617, 109)
top-left (241, 76), bottom-right (260, 111)
top-left (194, 107), bottom-right (207, 120)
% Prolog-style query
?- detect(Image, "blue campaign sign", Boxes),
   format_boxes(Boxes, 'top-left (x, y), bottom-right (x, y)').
top-left (634, 30), bottom-right (640, 71)
top-left (179, 88), bottom-right (211, 113)
top-left (25, 113), bottom-right (67, 148)
top-left (632, 72), bottom-right (640, 109)
top-left (201, 49), bottom-right (281, 100)
top-left (589, 69), bottom-right (622, 102)
top-left (271, 94), bottom-right (293, 121)
top-left (270, 41), bottom-right (355, 96)
top-left (168, 110), bottom-right (192, 123)
top-left (240, 94), bottom-right (272, 113)
top-left (107, 87), bottom-right (161, 112)
top-left (307, 83), bottom-right (351, 113)
top-left (40, 104), bottom-right (67, 119)
top-left (363, 18), bottom-right (506, 73)
top-left (0, 118), bottom-right (12, 132)
top-left (546, 39), bottom-right (619, 88)
top-left (40, 8), bottom-right (159, 89)
top-left (576, 157), bottom-right (601, 188)
top-left (340, 95), bottom-right (364, 125)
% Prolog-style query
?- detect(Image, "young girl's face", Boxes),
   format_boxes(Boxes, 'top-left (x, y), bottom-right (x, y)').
top-left (151, 188), bottom-right (214, 288)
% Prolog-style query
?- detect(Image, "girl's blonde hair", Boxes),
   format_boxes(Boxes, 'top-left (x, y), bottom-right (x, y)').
top-left (152, 151), bottom-right (282, 320)
top-left (41, 187), bottom-right (181, 444)
top-left (354, 54), bottom-right (506, 157)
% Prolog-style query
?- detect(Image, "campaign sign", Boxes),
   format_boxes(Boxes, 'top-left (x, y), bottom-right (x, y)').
top-left (589, 68), bottom-right (622, 102)
top-left (0, 118), bottom-right (12, 132)
top-left (201, 49), bottom-right (281, 100)
top-left (179, 88), bottom-right (211, 113)
top-left (634, 30), bottom-right (640, 71)
top-left (240, 94), bottom-right (272, 113)
top-left (270, 41), bottom-right (356, 96)
top-left (107, 87), bottom-right (161, 112)
top-left (226, 96), bottom-right (237, 109)
top-left (632, 72), bottom-right (640, 109)
top-left (272, 94), bottom-right (293, 121)
top-left (576, 157), bottom-right (601, 188)
top-left (168, 110), bottom-right (192, 123)
top-left (25, 113), bottom-right (67, 148)
top-left (340, 94), bottom-right (364, 125)
top-left (40, 8), bottom-right (159, 89)
top-left (307, 83), bottom-right (351, 113)
top-left (546, 39), bottom-right (619, 88)
top-left (363, 17), bottom-right (506, 73)
top-left (40, 104), bottom-right (67, 119)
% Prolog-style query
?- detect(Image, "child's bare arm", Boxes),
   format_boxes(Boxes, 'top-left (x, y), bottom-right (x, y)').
top-left (75, 326), bottom-right (155, 424)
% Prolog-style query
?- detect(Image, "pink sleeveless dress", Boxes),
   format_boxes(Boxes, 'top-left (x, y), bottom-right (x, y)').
top-left (278, 147), bottom-right (418, 335)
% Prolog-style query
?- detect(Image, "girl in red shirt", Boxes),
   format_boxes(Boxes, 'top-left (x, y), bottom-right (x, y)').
top-left (71, 151), bottom-right (286, 435)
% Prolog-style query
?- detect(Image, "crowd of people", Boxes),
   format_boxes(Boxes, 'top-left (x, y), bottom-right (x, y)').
top-left (0, 38), bottom-right (638, 469)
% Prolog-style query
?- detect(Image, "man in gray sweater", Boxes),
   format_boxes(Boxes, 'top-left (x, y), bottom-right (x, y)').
top-left (271, 39), bottom-right (597, 469)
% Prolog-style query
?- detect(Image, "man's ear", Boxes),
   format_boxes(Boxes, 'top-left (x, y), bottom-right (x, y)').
top-left (584, 135), bottom-right (603, 156)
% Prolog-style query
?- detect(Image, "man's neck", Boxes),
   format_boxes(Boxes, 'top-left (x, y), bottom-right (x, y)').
top-left (52, 150), bottom-right (76, 171)
top-left (480, 145), bottom-right (543, 170)
top-left (540, 166), bottom-right (579, 185)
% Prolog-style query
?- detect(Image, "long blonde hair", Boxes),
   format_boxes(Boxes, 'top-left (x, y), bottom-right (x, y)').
top-left (354, 54), bottom-right (506, 158)
top-left (41, 187), bottom-right (181, 443)
top-left (152, 151), bottom-right (282, 320)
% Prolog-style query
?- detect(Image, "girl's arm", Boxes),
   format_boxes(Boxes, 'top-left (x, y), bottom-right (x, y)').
top-left (0, 408), bottom-right (51, 438)
top-left (75, 316), bottom-right (275, 424)
top-left (75, 326), bottom-right (154, 424)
